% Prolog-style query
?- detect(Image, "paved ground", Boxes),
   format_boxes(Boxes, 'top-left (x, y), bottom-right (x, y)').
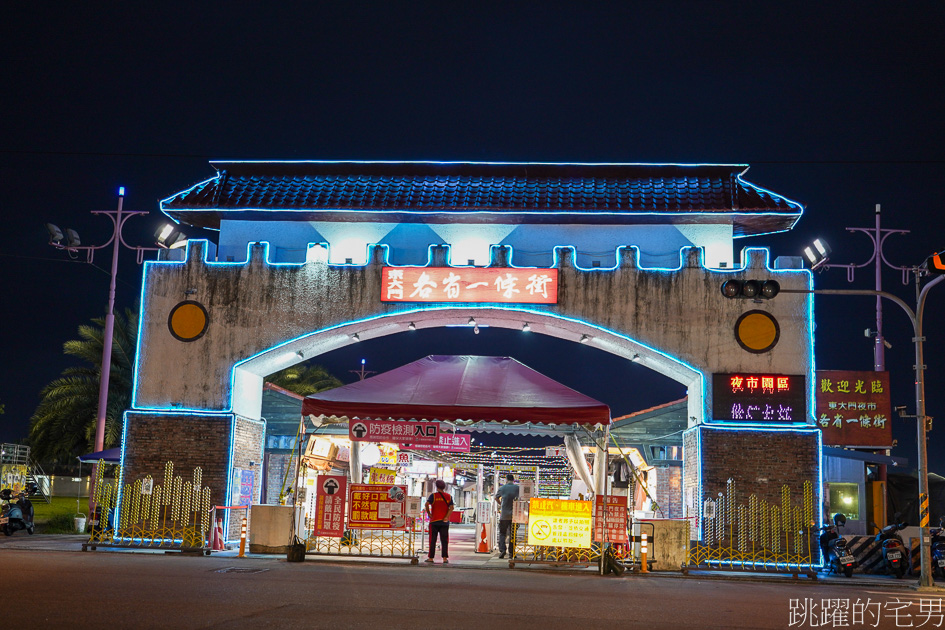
top-left (3, 531), bottom-right (945, 629)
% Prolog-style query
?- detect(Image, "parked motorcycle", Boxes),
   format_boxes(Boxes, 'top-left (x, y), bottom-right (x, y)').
top-left (871, 520), bottom-right (908, 579)
top-left (930, 517), bottom-right (945, 578)
top-left (0, 483), bottom-right (37, 536)
top-left (818, 513), bottom-right (857, 577)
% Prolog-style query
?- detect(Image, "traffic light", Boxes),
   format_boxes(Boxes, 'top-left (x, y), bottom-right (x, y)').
top-left (721, 279), bottom-right (780, 299)
top-left (927, 251), bottom-right (945, 275)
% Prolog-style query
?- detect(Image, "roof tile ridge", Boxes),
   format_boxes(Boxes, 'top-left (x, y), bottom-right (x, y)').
top-left (212, 169), bottom-right (228, 208)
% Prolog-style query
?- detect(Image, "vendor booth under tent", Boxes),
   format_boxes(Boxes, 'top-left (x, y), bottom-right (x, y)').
top-left (300, 355), bottom-right (613, 492)
top-left (301, 355), bottom-right (611, 429)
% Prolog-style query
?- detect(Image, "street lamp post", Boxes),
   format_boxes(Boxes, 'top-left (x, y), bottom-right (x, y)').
top-left (47, 188), bottom-right (157, 455)
top-left (787, 275), bottom-right (943, 587)
top-left (816, 204), bottom-right (912, 372)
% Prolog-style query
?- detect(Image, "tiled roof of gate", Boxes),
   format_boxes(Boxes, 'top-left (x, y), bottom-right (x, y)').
top-left (161, 161), bottom-right (803, 236)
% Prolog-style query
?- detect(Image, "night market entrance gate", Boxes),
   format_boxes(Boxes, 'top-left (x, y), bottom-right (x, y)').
top-left (124, 239), bottom-right (820, 566)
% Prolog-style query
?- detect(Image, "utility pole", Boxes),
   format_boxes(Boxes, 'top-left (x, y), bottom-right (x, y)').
top-left (820, 204), bottom-right (911, 371)
top-left (46, 188), bottom-right (160, 515)
top-left (350, 358), bottom-right (376, 381)
top-left (786, 276), bottom-right (943, 588)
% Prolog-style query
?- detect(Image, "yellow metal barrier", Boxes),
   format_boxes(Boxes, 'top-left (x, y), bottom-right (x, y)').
top-left (687, 480), bottom-right (814, 572)
top-left (84, 460), bottom-right (212, 552)
top-left (303, 517), bottom-right (419, 562)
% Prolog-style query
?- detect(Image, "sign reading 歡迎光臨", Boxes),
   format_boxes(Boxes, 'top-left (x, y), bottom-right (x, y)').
top-left (381, 267), bottom-right (558, 304)
top-left (348, 419), bottom-right (439, 445)
top-left (816, 370), bottom-right (892, 448)
top-left (711, 373), bottom-right (807, 423)
top-left (526, 498), bottom-right (592, 549)
top-left (410, 433), bottom-right (471, 453)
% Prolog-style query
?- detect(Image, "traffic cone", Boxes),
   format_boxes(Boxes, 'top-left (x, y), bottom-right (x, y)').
top-left (212, 519), bottom-right (225, 551)
top-left (477, 523), bottom-right (489, 553)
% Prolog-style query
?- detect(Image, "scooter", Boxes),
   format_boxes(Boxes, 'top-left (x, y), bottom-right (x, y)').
top-left (0, 483), bottom-right (37, 536)
top-left (818, 513), bottom-right (857, 577)
top-left (871, 520), bottom-right (908, 579)
top-left (930, 517), bottom-right (945, 578)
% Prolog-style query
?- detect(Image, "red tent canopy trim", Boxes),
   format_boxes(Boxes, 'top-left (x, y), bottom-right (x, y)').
top-left (301, 355), bottom-right (611, 429)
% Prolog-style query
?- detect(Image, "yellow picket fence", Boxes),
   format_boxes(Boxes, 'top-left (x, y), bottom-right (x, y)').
top-left (84, 460), bottom-right (213, 552)
top-left (687, 480), bottom-right (815, 571)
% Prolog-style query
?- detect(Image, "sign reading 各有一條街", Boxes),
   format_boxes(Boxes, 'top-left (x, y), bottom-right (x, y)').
top-left (348, 419), bottom-right (439, 445)
top-left (381, 267), bottom-right (558, 304)
top-left (711, 373), bottom-right (807, 423)
top-left (526, 498), bottom-right (592, 549)
top-left (815, 370), bottom-right (892, 448)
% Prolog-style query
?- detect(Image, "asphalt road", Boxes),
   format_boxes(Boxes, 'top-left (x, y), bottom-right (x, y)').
top-left (1, 548), bottom-right (942, 629)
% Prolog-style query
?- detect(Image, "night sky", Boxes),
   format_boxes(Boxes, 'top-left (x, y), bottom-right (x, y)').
top-left (2, 3), bottom-right (944, 468)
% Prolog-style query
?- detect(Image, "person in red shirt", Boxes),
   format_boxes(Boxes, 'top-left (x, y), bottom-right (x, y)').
top-left (424, 479), bottom-right (454, 564)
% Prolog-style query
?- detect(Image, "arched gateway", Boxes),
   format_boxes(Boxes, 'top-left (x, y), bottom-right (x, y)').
top-left (124, 161), bottom-right (820, 541)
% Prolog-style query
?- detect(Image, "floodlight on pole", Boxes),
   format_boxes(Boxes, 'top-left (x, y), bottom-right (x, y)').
top-left (802, 238), bottom-right (832, 270)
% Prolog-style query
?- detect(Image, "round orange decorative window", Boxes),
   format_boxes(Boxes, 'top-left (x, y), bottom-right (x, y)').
top-left (734, 310), bottom-right (780, 353)
top-left (168, 301), bottom-right (209, 342)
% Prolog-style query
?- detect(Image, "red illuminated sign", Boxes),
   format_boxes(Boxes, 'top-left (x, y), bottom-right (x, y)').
top-left (816, 370), bottom-right (892, 447)
top-left (381, 267), bottom-right (558, 304)
top-left (711, 373), bottom-right (806, 423)
top-left (348, 419), bottom-right (440, 445)
top-left (410, 433), bottom-right (471, 453)
top-left (348, 483), bottom-right (408, 530)
top-left (313, 475), bottom-right (347, 538)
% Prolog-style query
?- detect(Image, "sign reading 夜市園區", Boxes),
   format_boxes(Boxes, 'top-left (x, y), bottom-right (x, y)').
top-left (381, 267), bottom-right (558, 304)
top-left (711, 373), bottom-right (807, 423)
top-left (816, 370), bottom-right (892, 447)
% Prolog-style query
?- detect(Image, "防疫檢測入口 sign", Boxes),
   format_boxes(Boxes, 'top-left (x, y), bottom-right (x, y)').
top-left (526, 498), bottom-right (592, 549)
top-left (381, 267), bottom-right (558, 304)
top-left (816, 370), bottom-right (892, 447)
top-left (348, 419), bottom-right (439, 445)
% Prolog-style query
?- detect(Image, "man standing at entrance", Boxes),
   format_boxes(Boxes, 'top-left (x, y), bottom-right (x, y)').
top-left (425, 479), bottom-right (454, 564)
top-left (494, 473), bottom-right (519, 559)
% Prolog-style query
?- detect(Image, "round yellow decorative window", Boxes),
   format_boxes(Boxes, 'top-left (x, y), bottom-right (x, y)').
top-left (734, 310), bottom-right (780, 353)
top-left (168, 301), bottom-right (209, 342)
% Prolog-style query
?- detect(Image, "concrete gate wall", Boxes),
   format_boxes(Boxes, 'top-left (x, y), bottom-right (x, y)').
top-left (126, 238), bottom-right (816, 541)
top-left (133, 240), bottom-right (812, 419)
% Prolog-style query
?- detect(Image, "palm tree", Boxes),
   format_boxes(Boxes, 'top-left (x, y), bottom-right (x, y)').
top-left (29, 308), bottom-right (137, 463)
top-left (266, 363), bottom-right (343, 397)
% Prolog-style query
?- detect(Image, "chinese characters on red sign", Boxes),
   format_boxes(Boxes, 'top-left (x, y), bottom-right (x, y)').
top-left (313, 475), bottom-right (347, 538)
top-left (381, 267), bottom-right (558, 304)
top-left (815, 370), bottom-right (892, 447)
top-left (347, 484), bottom-right (408, 530)
top-left (711, 373), bottom-right (807, 423)
top-left (593, 495), bottom-right (628, 544)
top-left (410, 433), bottom-right (472, 453)
top-left (348, 419), bottom-right (440, 445)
